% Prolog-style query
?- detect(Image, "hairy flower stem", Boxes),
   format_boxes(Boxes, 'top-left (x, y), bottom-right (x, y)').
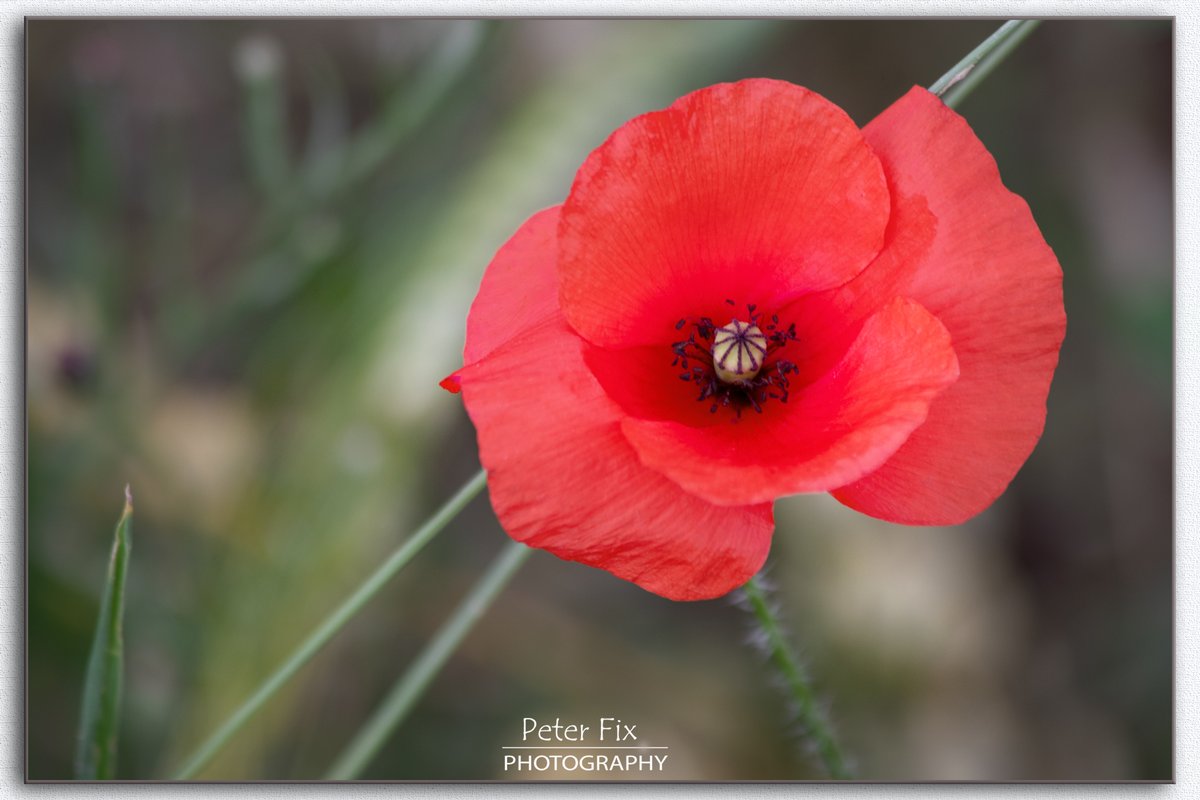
top-left (325, 540), bottom-right (532, 779)
top-left (170, 469), bottom-right (488, 780)
top-left (930, 20), bottom-right (1042, 110)
top-left (741, 576), bottom-right (851, 779)
top-left (731, 19), bottom-right (1046, 781)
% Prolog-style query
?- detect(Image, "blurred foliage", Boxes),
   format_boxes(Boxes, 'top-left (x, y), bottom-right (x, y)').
top-left (27, 19), bottom-right (1171, 780)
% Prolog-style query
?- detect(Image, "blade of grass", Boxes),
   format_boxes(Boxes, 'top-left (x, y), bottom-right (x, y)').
top-left (74, 486), bottom-right (134, 780)
top-left (929, 20), bottom-right (1042, 110)
top-left (170, 469), bottom-right (487, 780)
top-left (325, 539), bottom-right (531, 779)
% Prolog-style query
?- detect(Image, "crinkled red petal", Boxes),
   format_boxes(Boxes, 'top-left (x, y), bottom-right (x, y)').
top-left (558, 78), bottom-right (891, 348)
top-left (779, 187), bottom-right (938, 385)
top-left (832, 87), bottom-right (1066, 525)
top-left (452, 211), bottom-right (774, 600)
top-left (619, 297), bottom-right (960, 506)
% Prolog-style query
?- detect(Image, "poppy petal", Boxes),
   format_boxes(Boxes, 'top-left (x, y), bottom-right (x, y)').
top-left (464, 206), bottom-right (563, 364)
top-left (620, 297), bottom-right (960, 506)
top-left (440, 207), bottom-right (561, 394)
top-left (582, 342), bottom-right (730, 429)
top-left (781, 186), bottom-right (938, 385)
top-left (450, 211), bottom-right (774, 600)
top-left (558, 78), bottom-right (891, 348)
top-left (832, 87), bottom-right (1066, 524)
top-left (456, 319), bottom-right (775, 601)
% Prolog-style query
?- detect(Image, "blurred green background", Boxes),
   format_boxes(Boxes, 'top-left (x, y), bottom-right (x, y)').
top-left (26, 19), bottom-right (1171, 781)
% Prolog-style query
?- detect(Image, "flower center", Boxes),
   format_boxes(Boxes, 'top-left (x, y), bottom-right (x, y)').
top-left (712, 319), bottom-right (767, 384)
top-left (670, 301), bottom-right (799, 422)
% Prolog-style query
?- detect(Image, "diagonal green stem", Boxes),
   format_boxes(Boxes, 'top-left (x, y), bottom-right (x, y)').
top-left (742, 576), bottom-right (850, 780)
top-left (170, 469), bottom-right (488, 780)
top-left (325, 540), bottom-right (532, 779)
top-left (929, 20), bottom-right (1041, 110)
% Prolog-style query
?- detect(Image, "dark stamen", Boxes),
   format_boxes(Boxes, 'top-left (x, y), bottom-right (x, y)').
top-left (669, 303), bottom-right (800, 423)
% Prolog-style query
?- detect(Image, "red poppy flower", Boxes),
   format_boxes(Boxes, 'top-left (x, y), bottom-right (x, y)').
top-left (442, 80), bottom-right (1065, 601)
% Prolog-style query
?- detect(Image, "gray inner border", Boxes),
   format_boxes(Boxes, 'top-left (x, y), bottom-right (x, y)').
top-left (6, 1), bottom-right (1188, 797)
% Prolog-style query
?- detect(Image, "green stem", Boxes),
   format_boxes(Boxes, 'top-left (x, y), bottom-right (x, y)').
top-left (929, 20), bottom-right (1041, 110)
top-left (325, 540), bottom-right (532, 779)
top-left (170, 469), bottom-right (488, 780)
top-left (742, 577), bottom-right (850, 780)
